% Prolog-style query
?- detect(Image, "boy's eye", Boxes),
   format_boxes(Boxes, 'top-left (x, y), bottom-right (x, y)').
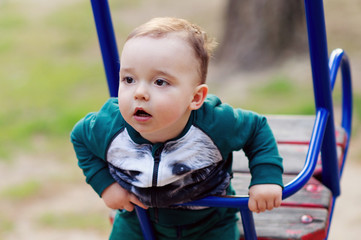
top-left (154, 79), bottom-right (168, 86)
top-left (123, 76), bottom-right (134, 84)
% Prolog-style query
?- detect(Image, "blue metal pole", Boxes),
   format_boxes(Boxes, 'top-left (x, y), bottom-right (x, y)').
top-left (329, 49), bottom-right (344, 90)
top-left (90, 0), bottom-right (120, 97)
top-left (135, 207), bottom-right (156, 240)
top-left (339, 55), bottom-right (352, 176)
top-left (282, 109), bottom-right (329, 199)
top-left (328, 49), bottom-right (353, 176)
top-left (325, 196), bottom-right (337, 239)
top-left (240, 209), bottom-right (257, 240)
top-left (340, 55), bottom-right (352, 138)
top-left (304, 0), bottom-right (340, 197)
top-left (326, 50), bottom-right (352, 239)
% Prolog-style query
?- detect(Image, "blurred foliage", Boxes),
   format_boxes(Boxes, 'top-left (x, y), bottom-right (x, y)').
top-left (0, 180), bottom-right (41, 200)
top-left (0, 1), bottom-right (111, 159)
top-left (353, 94), bottom-right (361, 132)
top-left (248, 75), bottom-right (315, 115)
top-left (38, 211), bottom-right (110, 233)
top-left (0, 213), bottom-right (14, 236)
top-left (220, 74), bottom-right (316, 115)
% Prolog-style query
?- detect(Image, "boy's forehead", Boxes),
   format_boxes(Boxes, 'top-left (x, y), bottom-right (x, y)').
top-left (121, 35), bottom-right (195, 62)
top-left (123, 33), bottom-right (190, 52)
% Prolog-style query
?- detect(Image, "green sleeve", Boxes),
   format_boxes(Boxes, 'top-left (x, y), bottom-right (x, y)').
top-left (195, 95), bottom-right (283, 188)
top-left (70, 99), bottom-right (122, 197)
top-left (71, 114), bottom-right (115, 197)
top-left (232, 109), bottom-right (284, 188)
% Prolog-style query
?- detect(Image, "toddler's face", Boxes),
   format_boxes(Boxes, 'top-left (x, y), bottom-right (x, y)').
top-left (118, 34), bottom-right (202, 143)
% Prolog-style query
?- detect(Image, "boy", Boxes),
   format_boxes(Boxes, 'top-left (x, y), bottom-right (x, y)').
top-left (71, 17), bottom-right (283, 239)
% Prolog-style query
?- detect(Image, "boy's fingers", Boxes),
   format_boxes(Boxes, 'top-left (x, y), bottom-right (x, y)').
top-left (274, 197), bottom-right (282, 208)
top-left (129, 194), bottom-right (148, 209)
top-left (266, 199), bottom-right (275, 210)
top-left (257, 200), bottom-right (266, 212)
top-left (248, 199), bottom-right (258, 213)
top-left (124, 203), bottom-right (135, 212)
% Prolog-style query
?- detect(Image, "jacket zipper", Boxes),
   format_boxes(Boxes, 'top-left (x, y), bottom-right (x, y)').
top-left (151, 150), bottom-right (161, 205)
top-left (152, 145), bottom-right (163, 222)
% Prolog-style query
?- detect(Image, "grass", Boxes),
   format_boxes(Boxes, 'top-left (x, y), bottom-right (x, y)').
top-left (0, 180), bottom-right (41, 201)
top-left (250, 75), bottom-right (315, 114)
top-left (226, 74), bottom-right (316, 115)
top-left (351, 93), bottom-right (361, 133)
top-left (38, 211), bottom-right (110, 233)
top-left (0, 1), bottom-right (109, 159)
top-left (0, 213), bottom-right (14, 236)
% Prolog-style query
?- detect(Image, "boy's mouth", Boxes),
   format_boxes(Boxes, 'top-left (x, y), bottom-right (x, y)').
top-left (134, 108), bottom-right (152, 118)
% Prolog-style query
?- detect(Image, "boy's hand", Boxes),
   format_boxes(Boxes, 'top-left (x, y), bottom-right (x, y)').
top-left (248, 184), bottom-right (282, 213)
top-left (101, 183), bottom-right (148, 212)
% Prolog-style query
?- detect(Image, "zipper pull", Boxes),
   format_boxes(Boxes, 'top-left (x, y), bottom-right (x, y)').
top-left (151, 144), bottom-right (164, 208)
top-left (154, 145), bottom-right (163, 159)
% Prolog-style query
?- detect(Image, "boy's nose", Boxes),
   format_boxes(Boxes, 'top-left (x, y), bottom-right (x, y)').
top-left (134, 82), bottom-right (150, 101)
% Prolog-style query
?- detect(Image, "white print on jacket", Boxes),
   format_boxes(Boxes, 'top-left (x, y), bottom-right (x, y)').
top-left (107, 126), bottom-right (223, 188)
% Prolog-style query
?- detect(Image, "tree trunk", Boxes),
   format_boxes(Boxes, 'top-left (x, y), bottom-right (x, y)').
top-left (216, 0), bottom-right (307, 71)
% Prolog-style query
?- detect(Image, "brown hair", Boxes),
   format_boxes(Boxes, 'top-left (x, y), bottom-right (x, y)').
top-left (126, 17), bottom-right (217, 84)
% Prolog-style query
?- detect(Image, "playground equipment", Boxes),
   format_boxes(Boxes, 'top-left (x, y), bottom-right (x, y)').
top-left (89, 0), bottom-right (353, 239)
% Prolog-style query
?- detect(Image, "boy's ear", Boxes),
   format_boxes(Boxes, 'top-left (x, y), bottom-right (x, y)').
top-left (189, 84), bottom-right (208, 110)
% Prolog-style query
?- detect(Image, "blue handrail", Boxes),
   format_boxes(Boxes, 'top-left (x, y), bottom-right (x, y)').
top-left (324, 49), bottom-right (353, 239)
top-left (328, 49), bottom-right (352, 176)
top-left (181, 109), bottom-right (329, 209)
top-left (329, 50), bottom-right (353, 136)
top-left (135, 207), bottom-right (156, 240)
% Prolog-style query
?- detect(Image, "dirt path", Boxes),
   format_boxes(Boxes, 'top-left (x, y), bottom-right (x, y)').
top-left (330, 160), bottom-right (361, 239)
top-left (328, 135), bottom-right (361, 239)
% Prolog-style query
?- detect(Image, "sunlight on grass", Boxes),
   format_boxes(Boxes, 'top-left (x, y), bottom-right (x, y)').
top-left (352, 93), bottom-right (361, 133)
top-left (38, 212), bottom-right (110, 233)
top-left (236, 75), bottom-right (316, 115)
top-left (0, 213), bottom-right (14, 236)
top-left (1, 180), bottom-right (41, 201)
top-left (0, 1), bottom-right (107, 159)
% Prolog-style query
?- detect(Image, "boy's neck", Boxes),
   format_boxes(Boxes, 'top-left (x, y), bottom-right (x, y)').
top-left (127, 111), bottom-right (193, 144)
top-left (143, 112), bottom-right (192, 144)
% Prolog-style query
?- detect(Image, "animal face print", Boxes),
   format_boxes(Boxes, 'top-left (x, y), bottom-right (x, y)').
top-left (107, 126), bottom-right (230, 207)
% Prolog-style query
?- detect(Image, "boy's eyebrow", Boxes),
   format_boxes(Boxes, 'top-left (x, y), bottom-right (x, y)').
top-left (154, 69), bottom-right (176, 79)
top-left (120, 67), bottom-right (135, 73)
top-left (120, 67), bottom-right (176, 80)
